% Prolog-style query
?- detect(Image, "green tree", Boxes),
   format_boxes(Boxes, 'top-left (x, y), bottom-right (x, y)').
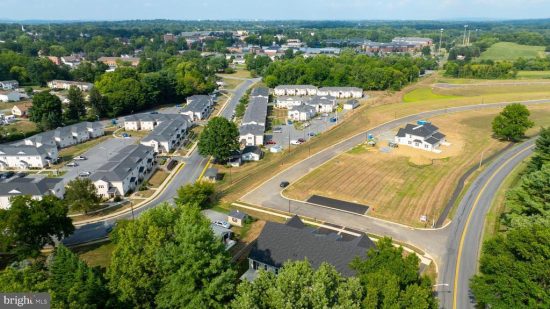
top-left (64, 86), bottom-right (87, 123)
top-left (30, 91), bottom-right (63, 130)
top-left (231, 260), bottom-right (363, 309)
top-left (0, 260), bottom-right (49, 292)
top-left (88, 87), bottom-right (109, 118)
top-left (492, 103), bottom-right (534, 141)
top-left (198, 117), bottom-right (239, 162)
top-left (174, 182), bottom-right (215, 209)
top-left (107, 203), bottom-right (235, 308)
top-left (48, 244), bottom-right (111, 308)
top-left (350, 237), bottom-right (438, 309)
top-left (421, 46), bottom-right (431, 56)
top-left (0, 196), bottom-right (74, 258)
top-left (470, 222), bottom-right (550, 308)
top-left (528, 127), bottom-right (550, 172)
top-left (65, 178), bottom-right (101, 214)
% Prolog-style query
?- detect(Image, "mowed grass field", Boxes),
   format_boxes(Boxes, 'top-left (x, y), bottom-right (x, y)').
top-left (516, 71), bottom-right (550, 79)
top-left (402, 87), bottom-right (460, 102)
top-left (479, 42), bottom-right (546, 61)
top-left (285, 105), bottom-right (550, 227)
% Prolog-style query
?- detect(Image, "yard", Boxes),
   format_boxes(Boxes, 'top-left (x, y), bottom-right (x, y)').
top-left (284, 105), bottom-right (550, 227)
top-left (479, 42), bottom-right (546, 61)
top-left (147, 169), bottom-right (169, 187)
top-left (73, 241), bottom-right (116, 268)
top-left (516, 71), bottom-right (550, 79)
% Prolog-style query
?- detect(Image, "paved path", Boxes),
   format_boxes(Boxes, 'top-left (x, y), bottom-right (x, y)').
top-left (62, 77), bottom-right (260, 245)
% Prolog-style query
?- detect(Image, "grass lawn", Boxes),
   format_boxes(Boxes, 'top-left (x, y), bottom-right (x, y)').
top-left (479, 42), bottom-right (546, 61)
top-left (73, 241), bottom-right (115, 268)
top-left (284, 105), bottom-right (550, 227)
top-left (221, 78), bottom-right (243, 90)
top-left (148, 169), bottom-right (169, 187)
top-left (402, 87), bottom-right (459, 102)
top-left (216, 73), bottom-right (550, 205)
top-left (218, 68), bottom-right (251, 79)
top-left (516, 71), bottom-right (550, 79)
top-left (0, 119), bottom-right (38, 136)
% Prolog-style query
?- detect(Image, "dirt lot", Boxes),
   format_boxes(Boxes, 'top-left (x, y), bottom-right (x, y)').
top-left (285, 105), bottom-right (550, 227)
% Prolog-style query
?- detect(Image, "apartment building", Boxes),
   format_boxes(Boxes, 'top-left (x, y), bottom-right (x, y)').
top-left (0, 145), bottom-right (58, 170)
top-left (181, 95), bottom-right (214, 121)
top-left (317, 87), bottom-right (363, 99)
top-left (0, 175), bottom-right (65, 209)
top-left (47, 80), bottom-right (94, 91)
top-left (25, 122), bottom-right (105, 149)
top-left (274, 85), bottom-right (318, 96)
top-left (140, 118), bottom-right (189, 153)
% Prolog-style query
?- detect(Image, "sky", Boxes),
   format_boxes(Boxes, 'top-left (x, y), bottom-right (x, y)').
top-left (0, 0), bottom-right (549, 21)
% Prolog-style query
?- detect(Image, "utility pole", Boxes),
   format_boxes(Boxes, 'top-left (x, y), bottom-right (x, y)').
top-left (479, 150), bottom-right (485, 168)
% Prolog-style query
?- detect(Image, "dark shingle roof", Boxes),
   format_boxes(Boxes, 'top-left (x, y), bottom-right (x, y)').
top-left (398, 123), bottom-right (440, 138)
top-left (250, 87), bottom-right (269, 98)
top-left (229, 210), bottom-right (247, 220)
top-left (249, 216), bottom-right (375, 276)
top-left (242, 145), bottom-right (262, 156)
top-left (0, 175), bottom-right (62, 196)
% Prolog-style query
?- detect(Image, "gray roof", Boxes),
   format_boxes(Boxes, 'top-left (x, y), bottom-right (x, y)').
top-left (242, 145), bottom-right (262, 156)
top-left (242, 96), bottom-right (268, 125)
top-left (182, 95), bottom-right (212, 113)
top-left (90, 144), bottom-right (153, 182)
top-left (239, 123), bottom-right (265, 136)
top-left (229, 210), bottom-right (247, 220)
top-left (319, 87), bottom-right (362, 92)
top-left (204, 168), bottom-right (218, 179)
top-left (141, 118), bottom-right (187, 143)
top-left (249, 216), bottom-right (376, 277)
top-left (0, 175), bottom-right (62, 196)
top-left (306, 95), bottom-right (336, 106)
top-left (0, 145), bottom-right (51, 156)
top-left (275, 85), bottom-right (317, 90)
top-left (250, 87), bottom-right (269, 98)
top-left (396, 123), bottom-right (440, 139)
top-left (125, 113), bottom-right (189, 124)
top-left (290, 104), bottom-right (316, 114)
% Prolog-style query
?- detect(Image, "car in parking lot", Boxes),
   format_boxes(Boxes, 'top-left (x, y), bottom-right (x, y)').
top-left (273, 127), bottom-right (283, 133)
top-left (213, 220), bottom-right (231, 229)
top-left (265, 140), bottom-right (276, 145)
top-left (78, 171), bottom-right (91, 177)
top-left (308, 132), bottom-right (316, 137)
top-left (270, 145), bottom-right (282, 153)
top-left (121, 133), bottom-right (130, 138)
top-left (74, 155), bottom-right (87, 160)
top-left (290, 139), bottom-right (301, 145)
top-left (66, 161), bottom-right (78, 167)
top-left (280, 181), bottom-right (290, 188)
top-left (329, 117), bottom-right (337, 123)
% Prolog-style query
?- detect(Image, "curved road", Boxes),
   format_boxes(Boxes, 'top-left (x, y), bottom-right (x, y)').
top-left (62, 77), bottom-right (260, 245)
top-left (240, 99), bottom-right (548, 308)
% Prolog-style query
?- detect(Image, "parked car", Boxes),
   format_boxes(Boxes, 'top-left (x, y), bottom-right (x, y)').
top-left (329, 117), bottom-right (337, 123)
top-left (297, 138), bottom-right (306, 143)
top-left (303, 122), bottom-right (310, 128)
top-left (66, 161), bottom-right (78, 167)
top-left (150, 111), bottom-right (159, 114)
top-left (290, 139), bottom-right (301, 145)
top-left (266, 140), bottom-right (276, 145)
top-left (280, 181), bottom-right (290, 188)
top-left (308, 132), bottom-right (316, 137)
top-left (322, 113), bottom-right (329, 117)
top-left (74, 155), bottom-right (87, 160)
top-left (270, 145), bottom-right (282, 153)
top-left (273, 127), bottom-right (283, 133)
top-left (213, 220), bottom-right (231, 229)
top-left (78, 171), bottom-right (91, 177)
top-left (121, 133), bottom-right (130, 138)
top-left (388, 141), bottom-right (399, 148)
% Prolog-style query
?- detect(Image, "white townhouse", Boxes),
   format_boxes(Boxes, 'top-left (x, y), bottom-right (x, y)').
top-left (24, 122), bottom-right (104, 149)
top-left (140, 118), bottom-right (189, 153)
top-left (91, 145), bottom-right (155, 198)
top-left (47, 80), bottom-right (94, 91)
top-left (0, 175), bottom-right (65, 209)
top-left (395, 123), bottom-right (446, 152)
top-left (317, 87), bottom-right (363, 99)
top-left (305, 95), bottom-right (337, 113)
top-left (0, 90), bottom-right (21, 102)
top-left (275, 96), bottom-right (304, 109)
top-left (274, 85), bottom-right (318, 96)
top-left (0, 145), bottom-right (58, 170)
top-left (181, 95), bottom-right (214, 121)
top-left (0, 80), bottom-right (19, 90)
top-left (288, 104), bottom-right (316, 121)
top-left (239, 124), bottom-right (265, 146)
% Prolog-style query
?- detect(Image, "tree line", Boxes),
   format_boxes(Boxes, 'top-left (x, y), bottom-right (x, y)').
top-left (470, 127), bottom-right (550, 308)
top-left (249, 51), bottom-right (438, 91)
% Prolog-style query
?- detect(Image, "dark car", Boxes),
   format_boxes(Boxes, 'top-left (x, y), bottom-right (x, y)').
top-left (266, 140), bottom-right (276, 145)
top-left (297, 138), bottom-right (306, 143)
top-left (280, 181), bottom-right (290, 188)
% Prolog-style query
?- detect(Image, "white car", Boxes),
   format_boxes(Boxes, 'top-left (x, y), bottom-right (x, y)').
top-left (78, 171), bottom-right (91, 177)
top-left (290, 139), bottom-right (303, 145)
top-left (74, 155), bottom-right (87, 160)
top-left (270, 145), bottom-right (282, 153)
top-left (213, 220), bottom-right (231, 229)
top-left (66, 161), bottom-right (78, 167)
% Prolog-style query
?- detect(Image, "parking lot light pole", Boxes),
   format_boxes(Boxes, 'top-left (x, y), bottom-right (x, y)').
top-left (288, 199), bottom-right (291, 213)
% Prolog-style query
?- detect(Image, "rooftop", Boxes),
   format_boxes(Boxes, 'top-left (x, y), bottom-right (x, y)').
top-left (0, 175), bottom-right (62, 196)
top-left (242, 96), bottom-right (268, 125)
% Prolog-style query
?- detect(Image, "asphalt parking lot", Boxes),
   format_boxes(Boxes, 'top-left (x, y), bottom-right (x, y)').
top-left (61, 137), bottom-right (136, 185)
top-left (266, 109), bottom-right (349, 150)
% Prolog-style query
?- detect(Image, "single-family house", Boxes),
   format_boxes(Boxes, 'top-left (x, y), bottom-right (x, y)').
top-left (11, 103), bottom-right (32, 117)
top-left (181, 95), bottom-right (214, 121)
top-left (305, 95), bottom-right (336, 113)
top-left (241, 216), bottom-right (375, 281)
top-left (0, 175), bottom-right (65, 209)
top-left (288, 104), bottom-right (316, 121)
top-left (274, 85), bottom-right (318, 96)
top-left (0, 80), bottom-right (19, 90)
top-left (91, 144), bottom-right (155, 198)
top-left (241, 145), bottom-right (263, 161)
top-left (0, 145), bottom-right (58, 170)
top-left (394, 123), bottom-right (446, 152)
top-left (275, 96), bottom-right (304, 109)
top-left (228, 210), bottom-right (247, 227)
top-left (0, 91), bottom-right (21, 103)
top-left (317, 87), bottom-right (363, 99)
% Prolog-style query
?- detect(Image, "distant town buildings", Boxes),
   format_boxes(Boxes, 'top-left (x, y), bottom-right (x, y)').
top-left (98, 56), bottom-right (141, 69)
top-left (47, 80), bottom-right (94, 91)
